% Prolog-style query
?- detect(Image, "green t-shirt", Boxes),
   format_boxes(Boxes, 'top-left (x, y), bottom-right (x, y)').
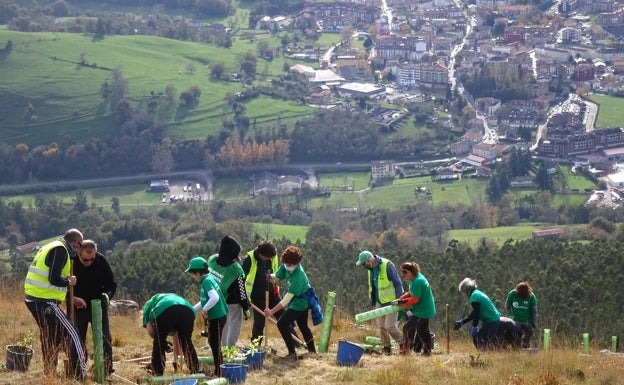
top-left (505, 290), bottom-right (537, 323)
top-left (142, 293), bottom-right (194, 327)
top-left (200, 274), bottom-right (228, 320)
top-left (469, 289), bottom-right (500, 324)
top-left (409, 273), bottom-right (436, 319)
top-left (275, 264), bottom-right (310, 311)
top-left (207, 254), bottom-right (244, 300)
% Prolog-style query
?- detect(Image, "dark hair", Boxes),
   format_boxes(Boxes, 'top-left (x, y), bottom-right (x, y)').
top-left (255, 241), bottom-right (277, 259)
top-left (281, 246), bottom-right (303, 265)
top-left (189, 267), bottom-right (209, 275)
top-left (515, 282), bottom-right (533, 299)
top-left (399, 262), bottom-right (420, 276)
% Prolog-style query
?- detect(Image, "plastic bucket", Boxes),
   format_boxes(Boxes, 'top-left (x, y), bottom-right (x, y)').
top-left (5, 345), bottom-right (34, 371)
top-left (220, 363), bottom-right (248, 384)
top-left (168, 380), bottom-right (198, 385)
top-left (336, 340), bottom-right (364, 366)
top-left (244, 350), bottom-right (266, 370)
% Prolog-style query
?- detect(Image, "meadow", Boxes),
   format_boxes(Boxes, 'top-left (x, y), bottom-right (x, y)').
top-left (0, 282), bottom-right (622, 385)
top-left (0, 29), bottom-right (316, 146)
top-left (585, 94), bottom-right (624, 128)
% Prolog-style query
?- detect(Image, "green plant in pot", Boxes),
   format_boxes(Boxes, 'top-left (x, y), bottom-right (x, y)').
top-left (222, 345), bottom-right (245, 364)
top-left (5, 329), bottom-right (35, 372)
top-left (244, 336), bottom-right (266, 370)
top-left (221, 345), bottom-right (248, 383)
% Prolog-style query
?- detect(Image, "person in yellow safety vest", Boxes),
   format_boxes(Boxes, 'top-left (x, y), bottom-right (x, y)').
top-left (356, 250), bottom-right (404, 354)
top-left (242, 241), bottom-right (298, 344)
top-left (24, 228), bottom-right (87, 381)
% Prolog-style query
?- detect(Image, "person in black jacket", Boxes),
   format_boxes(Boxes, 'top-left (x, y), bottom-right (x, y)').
top-left (242, 241), bottom-right (289, 343)
top-left (69, 239), bottom-right (117, 376)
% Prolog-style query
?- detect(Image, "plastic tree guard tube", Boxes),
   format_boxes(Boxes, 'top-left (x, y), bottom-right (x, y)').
top-left (355, 304), bottom-right (402, 323)
top-left (318, 292), bottom-right (336, 353)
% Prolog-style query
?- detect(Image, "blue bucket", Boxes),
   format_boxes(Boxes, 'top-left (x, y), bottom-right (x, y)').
top-left (220, 363), bottom-right (248, 384)
top-left (244, 350), bottom-right (266, 370)
top-left (168, 379), bottom-right (198, 385)
top-left (336, 340), bottom-right (364, 366)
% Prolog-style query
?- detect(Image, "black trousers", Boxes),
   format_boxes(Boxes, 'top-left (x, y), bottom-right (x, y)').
top-left (250, 294), bottom-right (284, 342)
top-left (276, 308), bottom-right (315, 355)
top-left (207, 316), bottom-right (226, 376)
top-left (403, 316), bottom-right (433, 354)
top-left (151, 304), bottom-right (199, 376)
top-left (25, 299), bottom-right (87, 380)
top-left (73, 303), bottom-right (113, 374)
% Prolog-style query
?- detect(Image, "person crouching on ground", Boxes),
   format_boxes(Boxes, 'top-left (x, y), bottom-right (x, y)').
top-left (454, 277), bottom-right (501, 350)
top-left (142, 293), bottom-right (200, 376)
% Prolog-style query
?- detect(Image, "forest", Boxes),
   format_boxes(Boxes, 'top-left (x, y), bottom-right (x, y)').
top-left (1, 194), bottom-right (623, 344)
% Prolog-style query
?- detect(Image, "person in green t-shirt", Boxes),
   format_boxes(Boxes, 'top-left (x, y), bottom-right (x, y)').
top-left (185, 256), bottom-right (228, 377)
top-left (453, 277), bottom-right (501, 351)
top-left (505, 281), bottom-right (538, 348)
top-left (264, 246), bottom-right (317, 361)
top-left (393, 262), bottom-right (436, 356)
top-left (142, 293), bottom-right (199, 376)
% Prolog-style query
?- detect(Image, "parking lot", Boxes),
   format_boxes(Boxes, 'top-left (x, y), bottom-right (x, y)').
top-left (159, 181), bottom-right (207, 204)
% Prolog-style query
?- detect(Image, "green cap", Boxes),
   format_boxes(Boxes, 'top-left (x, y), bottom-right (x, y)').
top-left (185, 256), bottom-right (208, 272)
top-left (356, 250), bottom-right (373, 266)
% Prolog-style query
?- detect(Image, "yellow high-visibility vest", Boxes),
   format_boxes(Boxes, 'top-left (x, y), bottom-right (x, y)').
top-left (24, 240), bottom-right (70, 302)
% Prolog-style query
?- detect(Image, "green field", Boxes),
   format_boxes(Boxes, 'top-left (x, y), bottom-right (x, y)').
top-left (252, 223), bottom-right (308, 242)
top-left (448, 223), bottom-right (544, 246)
top-left (585, 94), bottom-right (624, 128)
top-left (2, 183), bottom-right (162, 210)
top-left (0, 30), bottom-right (314, 145)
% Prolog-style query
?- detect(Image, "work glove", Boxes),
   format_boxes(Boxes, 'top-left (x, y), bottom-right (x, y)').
top-left (244, 309), bottom-right (251, 320)
top-left (101, 293), bottom-right (109, 305)
top-left (471, 326), bottom-right (478, 338)
top-left (453, 320), bottom-right (463, 331)
top-left (391, 299), bottom-right (407, 306)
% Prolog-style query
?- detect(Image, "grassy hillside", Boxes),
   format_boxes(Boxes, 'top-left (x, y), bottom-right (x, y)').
top-left (0, 282), bottom-right (622, 385)
top-left (0, 30), bottom-right (314, 146)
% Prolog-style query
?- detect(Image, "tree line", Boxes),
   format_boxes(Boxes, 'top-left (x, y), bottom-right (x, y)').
top-left (3, 195), bottom-right (623, 342)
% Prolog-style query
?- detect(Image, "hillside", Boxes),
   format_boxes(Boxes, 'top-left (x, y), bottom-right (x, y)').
top-left (0, 29), bottom-right (311, 146)
top-left (1, 283), bottom-right (622, 385)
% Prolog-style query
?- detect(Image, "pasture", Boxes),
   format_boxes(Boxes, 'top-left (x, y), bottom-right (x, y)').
top-left (586, 94), bottom-right (624, 128)
top-left (0, 30), bottom-right (315, 146)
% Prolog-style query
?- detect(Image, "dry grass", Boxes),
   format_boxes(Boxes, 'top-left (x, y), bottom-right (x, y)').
top-left (1, 282), bottom-right (623, 385)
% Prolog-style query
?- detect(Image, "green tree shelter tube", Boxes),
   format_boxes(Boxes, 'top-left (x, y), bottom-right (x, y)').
top-left (146, 373), bottom-right (208, 383)
top-left (198, 356), bottom-right (243, 364)
top-left (318, 291), bottom-right (336, 353)
top-left (91, 299), bottom-right (105, 384)
top-left (355, 304), bottom-right (402, 323)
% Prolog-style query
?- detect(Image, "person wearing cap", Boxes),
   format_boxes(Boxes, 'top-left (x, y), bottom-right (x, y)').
top-left (69, 239), bottom-right (117, 376)
top-left (356, 250), bottom-right (404, 354)
top-left (142, 293), bottom-right (200, 376)
top-left (186, 256), bottom-right (227, 376)
top-left (207, 236), bottom-right (250, 348)
top-left (454, 277), bottom-right (501, 350)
